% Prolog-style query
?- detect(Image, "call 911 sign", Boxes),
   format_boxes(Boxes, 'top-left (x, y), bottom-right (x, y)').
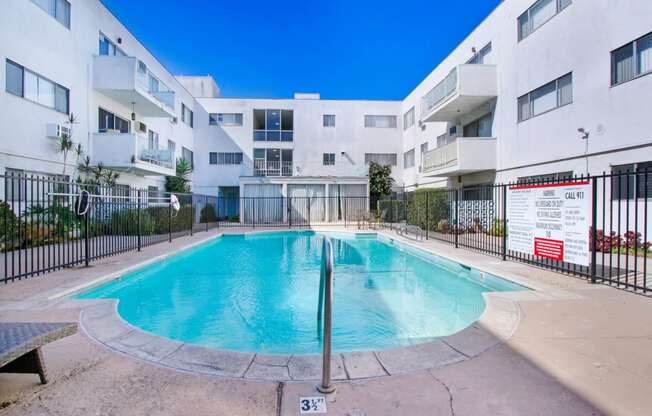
top-left (507, 181), bottom-right (591, 266)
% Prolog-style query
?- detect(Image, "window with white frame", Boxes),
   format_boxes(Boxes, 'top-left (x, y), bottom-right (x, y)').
top-left (209, 113), bottom-right (243, 126)
top-left (323, 114), bottom-right (336, 127)
top-left (403, 149), bottom-right (415, 169)
top-left (253, 109), bottom-right (294, 141)
top-left (31, 0), bottom-right (70, 28)
top-left (611, 162), bottom-right (652, 200)
top-left (182, 147), bottom-right (194, 168)
top-left (98, 34), bottom-right (126, 57)
top-left (364, 115), bottom-right (397, 128)
top-left (168, 140), bottom-right (176, 154)
top-left (181, 104), bottom-right (194, 128)
top-left (209, 152), bottom-right (243, 165)
top-left (518, 0), bottom-right (571, 41)
top-left (365, 153), bottom-right (397, 166)
top-left (420, 142), bottom-right (429, 155)
top-left (518, 73), bottom-right (572, 122)
top-left (403, 107), bottom-right (415, 130)
top-left (98, 108), bottom-right (129, 133)
top-left (323, 153), bottom-right (336, 166)
top-left (6, 60), bottom-right (69, 114)
top-left (611, 31), bottom-right (652, 86)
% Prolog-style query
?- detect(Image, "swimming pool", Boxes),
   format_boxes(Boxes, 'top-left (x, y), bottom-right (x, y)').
top-left (77, 231), bottom-right (525, 354)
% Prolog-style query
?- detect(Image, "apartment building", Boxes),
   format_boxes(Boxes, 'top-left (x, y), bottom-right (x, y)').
top-left (1, 0), bottom-right (651, 204)
top-left (407, 0), bottom-right (652, 191)
top-left (0, 0), bottom-right (201, 195)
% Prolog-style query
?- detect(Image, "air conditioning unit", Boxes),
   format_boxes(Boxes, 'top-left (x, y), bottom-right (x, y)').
top-left (137, 121), bottom-right (147, 133)
top-left (46, 123), bottom-right (71, 139)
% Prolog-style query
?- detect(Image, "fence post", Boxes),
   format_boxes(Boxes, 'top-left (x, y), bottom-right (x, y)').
top-left (502, 184), bottom-right (507, 261)
top-left (190, 195), bottom-right (194, 236)
top-left (590, 176), bottom-right (598, 284)
top-left (288, 197), bottom-right (292, 228)
top-left (137, 189), bottom-right (141, 252)
top-left (454, 189), bottom-right (459, 249)
top-left (252, 198), bottom-right (256, 229)
top-left (84, 201), bottom-right (90, 267)
top-left (205, 195), bottom-right (209, 232)
top-left (308, 196), bottom-right (311, 226)
top-left (425, 192), bottom-right (429, 240)
top-left (168, 200), bottom-right (172, 243)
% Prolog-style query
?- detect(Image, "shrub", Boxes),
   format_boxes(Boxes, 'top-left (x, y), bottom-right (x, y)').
top-left (200, 204), bottom-right (218, 223)
top-left (110, 208), bottom-right (155, 235)
top-left (406, 188), bottom-right (450, 230)
top-left (488, 219), bottom-right (505, 237)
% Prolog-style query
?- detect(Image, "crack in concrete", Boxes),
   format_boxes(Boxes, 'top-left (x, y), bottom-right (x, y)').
top-left (428, 372), bottom-right (455, 416)
top-left (276, 381), bottom-right (285, 416)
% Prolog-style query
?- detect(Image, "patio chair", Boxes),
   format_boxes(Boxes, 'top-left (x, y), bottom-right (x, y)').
top-left (0, 322), bottom-right (77, 384)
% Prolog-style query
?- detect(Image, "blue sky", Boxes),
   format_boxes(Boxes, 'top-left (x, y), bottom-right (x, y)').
top-left (102, 0), bottom-right (501, 100)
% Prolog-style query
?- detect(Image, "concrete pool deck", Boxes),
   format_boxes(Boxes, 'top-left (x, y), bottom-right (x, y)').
top-left (0, 228), bottom-right (651, 415)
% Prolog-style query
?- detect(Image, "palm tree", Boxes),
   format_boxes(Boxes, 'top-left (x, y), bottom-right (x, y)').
top-left (56, 134), bottom-right (74, 178)
top-left (165, 158), bottom-right (193, 193)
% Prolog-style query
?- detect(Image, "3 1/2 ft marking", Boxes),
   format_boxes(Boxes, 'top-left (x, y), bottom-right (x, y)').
top-left (299, 396), bottom-right (327, 414)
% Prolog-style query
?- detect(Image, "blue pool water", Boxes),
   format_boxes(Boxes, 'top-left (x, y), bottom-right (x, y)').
top-left (77, 231), bottom-right (525, 354)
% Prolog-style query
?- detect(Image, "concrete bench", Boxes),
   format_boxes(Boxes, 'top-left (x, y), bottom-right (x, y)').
top-left (0, 322), bottom-right (77, 384)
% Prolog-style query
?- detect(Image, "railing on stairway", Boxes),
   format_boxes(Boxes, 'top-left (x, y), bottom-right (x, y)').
top-left (317, 236), bottom-right (336, 394)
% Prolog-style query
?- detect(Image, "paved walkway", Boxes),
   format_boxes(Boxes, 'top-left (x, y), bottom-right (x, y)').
top-left (0, 228), bottom-right (650, 415)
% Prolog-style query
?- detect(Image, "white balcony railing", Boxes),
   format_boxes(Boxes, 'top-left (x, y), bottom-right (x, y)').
top-left (91, 132), bottom-right (175, 176)
top-left (420, 64), bottom-right (497, 122)
top-left (421, 137), bottom-right (497, 176)
top-left (252, 160), bottom-right (293, 177)
top-left (93, 55), bottom-right (176, 117)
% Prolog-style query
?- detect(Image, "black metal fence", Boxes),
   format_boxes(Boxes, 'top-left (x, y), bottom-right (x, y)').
top-left (0, 174), bottom-right (370, 283)
top-left (379, 171), bottom-right (651, 294)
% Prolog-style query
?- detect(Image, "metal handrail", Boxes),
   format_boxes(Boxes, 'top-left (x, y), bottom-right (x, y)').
top-left (317, 237), bottom-right (336, 394)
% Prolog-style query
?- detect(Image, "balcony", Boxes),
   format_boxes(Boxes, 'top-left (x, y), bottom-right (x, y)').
top-left (252, 160), bottom-right (293, 177)
top-left (92, 133), bottom-right (175, 176)
top-left (421, 137), bottom-right (497, 177)
top-left (93, 56), bottom-right (176, 118)
top-left (420, 64), bottom-right (497, 122)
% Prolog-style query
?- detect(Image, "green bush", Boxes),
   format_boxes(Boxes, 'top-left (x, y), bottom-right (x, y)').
top-left (488, 219), bottom-right (506, 237)
top-left (0, 201), bottom-right (21, 250)
top-left (110, 208), bottom-right (156, 235)
top-left (406, 189), bottom-right (450, 231)
top-left (200, 204), bottom-right (218, 223)
top-left (146, 205), bottom-right (193, 234)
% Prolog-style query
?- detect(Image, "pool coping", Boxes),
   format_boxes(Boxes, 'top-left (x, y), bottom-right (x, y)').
top-left (57, 228), bottom-right (582, 382)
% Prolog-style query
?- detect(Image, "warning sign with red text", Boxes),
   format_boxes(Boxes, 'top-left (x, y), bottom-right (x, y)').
top-left (507, 181), bottom-right (591, 266)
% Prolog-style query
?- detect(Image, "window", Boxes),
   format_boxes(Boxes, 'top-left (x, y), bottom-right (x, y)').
top-left (403, 107), bottom-right (415, 130)
top-left (209, 152), bottom-right (243, 165)
top-left (611, 162), bottom-right (652, 200)
top-left (420, 142), bottom-right (429, 155)
top-left (148, 130), bottom-right (159, 149)
top-left (323, 114), bottom-right (336, 127)
top-left (467, 42), bottom-right (492, 64)
top-left (31, 0), bottom-right (70, 28)
top-left (181, 104), bottom-right (194, 128)
top-left (404, 149), bottom-right (415, 169)
top-left (518, 73), bottom-right (572, 122)
top-left (463, 113), bottom-right (493, 137)
top-left (209, 113), bottom-right (243, 126)
top-left (253, 109), bottom-right (293, 141)
top-left (518, 0), bottom-right (571, 41)
top-left (6, 60), bottom-right (69, 114)
top-left (611, 31), bottom-right (652, 86)
top-left (323, 153), bottom-right (336, 166)
top-left (364, 115), bottom-right (397, 128)
top-left (98, 34), bottom-right (126, 57)
top-left (98, 108), bottom-right (130, 133)
top-left (365, 153), bottom-right (397, 166)
top-left (462, 186), bottom-right (493, 201)
top-left (168, 140), bottom-right (176, 154)
top-left (182, 147), bottom-right (194, 168)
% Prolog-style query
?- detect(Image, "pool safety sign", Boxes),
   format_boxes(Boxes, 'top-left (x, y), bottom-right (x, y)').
top-left (507, 181), bottom-right (591, 266)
